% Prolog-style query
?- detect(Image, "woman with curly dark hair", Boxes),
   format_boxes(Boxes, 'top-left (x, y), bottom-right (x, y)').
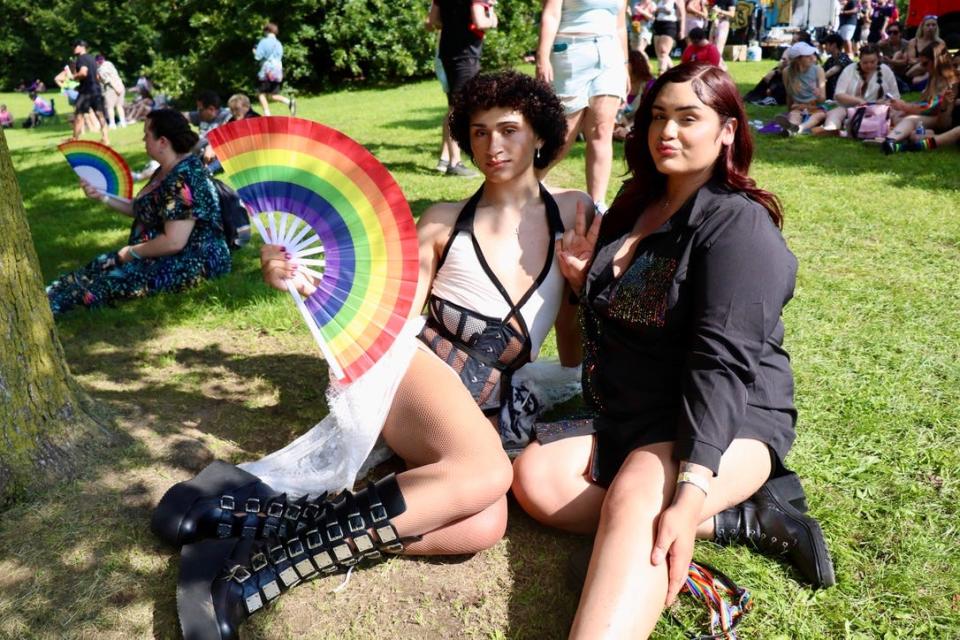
top-left (513, 64), bottom-right (834, 638)
top-left (160, 70), bottom-right (595, 639)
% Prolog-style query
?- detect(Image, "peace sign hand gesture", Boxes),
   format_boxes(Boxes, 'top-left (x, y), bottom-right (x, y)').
top-left (556, 199), bottom-right (602, 294)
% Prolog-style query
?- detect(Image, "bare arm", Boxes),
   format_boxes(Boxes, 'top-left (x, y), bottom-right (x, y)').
top-left (636, 0), bottom-right (656, 20)
top-left (80, 179), bottom-right (134, 217)
top-left (686, 0), bottom-right (706, 19)
top-left (75, 64), bottom-right (89, 80)
top-left (410, 204), bottom-right (458, 316)
top-left (426, 1), bottom-right (442, 30)
top-left (537, 0), bottom-right (564, 84)
top-left (554, 289), bottom-right (582, 366)
top-left (815, 66), bottom-right (826, 102)
top-left (119, 219), bottom-right (195, 263)
top-left (676, 0), bottom-right (686, 39)
top-left (471, 1), bottom-right (498, 30)
top-left (617, 0), bottom-right (630, 97)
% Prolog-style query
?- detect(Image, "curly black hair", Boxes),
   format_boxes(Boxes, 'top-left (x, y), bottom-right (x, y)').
top-left (449, 71), bottom-right (567, 170)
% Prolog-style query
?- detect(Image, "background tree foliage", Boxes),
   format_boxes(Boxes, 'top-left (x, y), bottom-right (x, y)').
top-left (0, 0), bottom-right (540, 102)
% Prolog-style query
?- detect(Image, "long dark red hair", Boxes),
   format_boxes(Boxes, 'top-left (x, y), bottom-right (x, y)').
top-left (602, 63), bottom-right (783, 242)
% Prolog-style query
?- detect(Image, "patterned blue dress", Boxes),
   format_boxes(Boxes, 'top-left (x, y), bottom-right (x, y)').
top-left (46, 155), bottom-right (231, 316)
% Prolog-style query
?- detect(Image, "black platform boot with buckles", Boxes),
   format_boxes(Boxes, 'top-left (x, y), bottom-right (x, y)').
top-left (176, 474), bottom-right (413, 640)
top-left (713, 479), bottom-right (836, 589)
top-left (151, 461), bottom-right (285, 547)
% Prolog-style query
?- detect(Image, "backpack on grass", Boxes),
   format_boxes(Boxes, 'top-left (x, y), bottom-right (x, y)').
top-left (211, 178), bottom-right (251, 251)
top-left (846, 104), bottom-right (890, 139)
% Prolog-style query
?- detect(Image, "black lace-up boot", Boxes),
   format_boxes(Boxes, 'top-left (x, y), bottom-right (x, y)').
top-left (151, 461), bottom-right (286, 546)
top-left (176, 474), bottom-right (413, 640)
top-left (714, 475), bottom-right (835, 588)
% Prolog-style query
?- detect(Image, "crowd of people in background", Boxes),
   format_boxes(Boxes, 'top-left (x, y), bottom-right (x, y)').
top-left (6, 7), bottom-right (956, 165)
top-left (747, 16), bottom-right (960, 155)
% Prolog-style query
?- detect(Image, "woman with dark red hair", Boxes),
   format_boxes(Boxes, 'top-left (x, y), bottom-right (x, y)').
top-left (512, 63), bottom-right (834, 638)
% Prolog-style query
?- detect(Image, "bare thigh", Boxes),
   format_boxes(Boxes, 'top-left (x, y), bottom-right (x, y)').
top-left (512, 435), bottom-right (605, 533)
top-left (381, 347), bottom-right (501, 467)
top-left (380, 347), bottom-right (513, 537)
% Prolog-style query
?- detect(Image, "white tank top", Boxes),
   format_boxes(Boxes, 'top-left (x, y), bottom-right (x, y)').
top-left (558, 0), bottom-right (621, 35)
top-left (430, 232), bottom-right (565, 361)
top-left (655, 0), bottom-right (679, 22)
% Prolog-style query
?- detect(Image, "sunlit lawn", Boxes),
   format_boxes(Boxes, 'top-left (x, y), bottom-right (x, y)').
top-left (2, 62), bottom-right (959, 638)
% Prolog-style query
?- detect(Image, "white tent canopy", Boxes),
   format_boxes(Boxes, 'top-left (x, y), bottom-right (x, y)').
top-left (789, 0), bottom-right (839, 29)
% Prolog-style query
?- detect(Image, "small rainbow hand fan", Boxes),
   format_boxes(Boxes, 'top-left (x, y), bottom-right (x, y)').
top-left (207, 117), bottom-right (419, 383)
top-left (58, 140), bottom-right (134, 199)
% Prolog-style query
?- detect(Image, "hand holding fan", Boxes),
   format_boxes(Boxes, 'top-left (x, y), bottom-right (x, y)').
top-left (207, 117), bottom-right (419, 383)
top-left (58, 140), bottom-right (134, 199)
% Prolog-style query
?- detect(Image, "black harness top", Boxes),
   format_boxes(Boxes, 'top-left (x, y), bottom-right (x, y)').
top-left (417, 183), bottom-right (564, 414)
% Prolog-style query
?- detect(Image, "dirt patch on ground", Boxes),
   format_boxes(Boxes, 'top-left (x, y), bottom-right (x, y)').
top-left (0, 326), bottom-right (583, 639)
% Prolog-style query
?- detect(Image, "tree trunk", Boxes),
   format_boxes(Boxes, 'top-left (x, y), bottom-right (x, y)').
top-left (0, 129), bottom-right (117, 507)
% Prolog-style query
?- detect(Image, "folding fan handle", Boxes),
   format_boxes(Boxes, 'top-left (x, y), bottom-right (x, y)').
top-left (285, 279), bottom-right (346, 380)
top-left (251, 210), bottom-right (343, 379)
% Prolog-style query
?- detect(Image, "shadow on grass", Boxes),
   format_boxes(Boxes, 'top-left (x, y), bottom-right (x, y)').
top-left (0, 323), bottom-right (335, 636)
top-left (502, 501), bottom-right (584, 639)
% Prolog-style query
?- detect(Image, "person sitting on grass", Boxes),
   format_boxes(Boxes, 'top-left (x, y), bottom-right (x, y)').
top-left (615, 50), bottom-right (656, 141)
top-left (744, 30), bottom-right (814, 106)
top-left (680, 27), bottom-right (721, 66)
top-left (882, 120), bottom-right (960, 153)
top-left (227, 93), bottom-right (262, 121)
top-left (25, 91), bottom-right (55, 128)
top-left (151, 71), bottom-right (594, 640)
top-left (817, 43), bottom-right (899, 136)
top-left (823, 33), bottom-right (854, 99)
top-left (46, 109), bottom-right (231, 317)
top-left (184, 90), bottom-right (232, 167)
top-left (512, 63), bottom-right (834, 640)
top-left (882, 42), bottom-right (957, 153)
top-left (0, 104), bottom-right (13, 128)
top-left (903, 15), bottom-right (944, 89)
top-left (878, 22), bottom-right (910, 83)
top-left (775, 41), bottom-right (827, 137)
top-left (125, 85), bottom-right (154, 123)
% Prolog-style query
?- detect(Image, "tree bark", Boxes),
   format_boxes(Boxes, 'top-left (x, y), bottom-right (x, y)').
top-left (0, 128), bottom-right (116, 507)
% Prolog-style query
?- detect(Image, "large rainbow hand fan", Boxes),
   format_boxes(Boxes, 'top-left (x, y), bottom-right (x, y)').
top-left (58, 140), bottom-right (134, 199)
top-left (207, 117), bottom-right (419, 383)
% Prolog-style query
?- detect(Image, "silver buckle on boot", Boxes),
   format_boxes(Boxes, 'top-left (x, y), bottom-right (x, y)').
top-left (375, 523), bottom-right (404, 553)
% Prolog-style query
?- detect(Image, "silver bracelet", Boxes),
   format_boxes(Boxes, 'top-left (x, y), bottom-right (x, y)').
top-left (128, 246), bottom-right (142, 261)
top-left (677, 471), bottom-right (709, 496)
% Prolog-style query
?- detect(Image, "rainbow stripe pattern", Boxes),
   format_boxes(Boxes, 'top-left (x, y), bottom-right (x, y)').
top-left (207, 117), bottom-right (419, 383)
top-left (58, 140), bottom-right (133, 199)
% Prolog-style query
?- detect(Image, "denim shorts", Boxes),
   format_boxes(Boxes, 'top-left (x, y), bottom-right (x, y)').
top-left (551, 34), bottom-right (627, 115)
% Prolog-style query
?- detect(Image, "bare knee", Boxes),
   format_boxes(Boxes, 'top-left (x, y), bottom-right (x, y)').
top-left (512, 447), bottom-right (558, 522)
top-left (461, 496), bottom-right (509, 551)
top-left (585, 118), bottom-right (615, 144)
top-left (599, 474), bottom-right (664, 533)
top-left (451, 452), bottom-right (513, 509)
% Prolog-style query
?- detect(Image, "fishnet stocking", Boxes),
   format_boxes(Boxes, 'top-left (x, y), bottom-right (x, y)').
top-left (381, 347), bottom-right (513, 555)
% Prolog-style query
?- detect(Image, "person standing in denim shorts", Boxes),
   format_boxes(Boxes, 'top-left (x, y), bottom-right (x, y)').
top-left (537, 0), bottom-right (629, 213)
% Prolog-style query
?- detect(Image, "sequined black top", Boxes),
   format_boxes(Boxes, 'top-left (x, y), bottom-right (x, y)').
top-left (582, 182), bottom-right (798, 477)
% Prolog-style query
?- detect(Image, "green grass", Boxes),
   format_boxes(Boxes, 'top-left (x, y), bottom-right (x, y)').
top-left (2, 62), bottom-right (960, 638)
